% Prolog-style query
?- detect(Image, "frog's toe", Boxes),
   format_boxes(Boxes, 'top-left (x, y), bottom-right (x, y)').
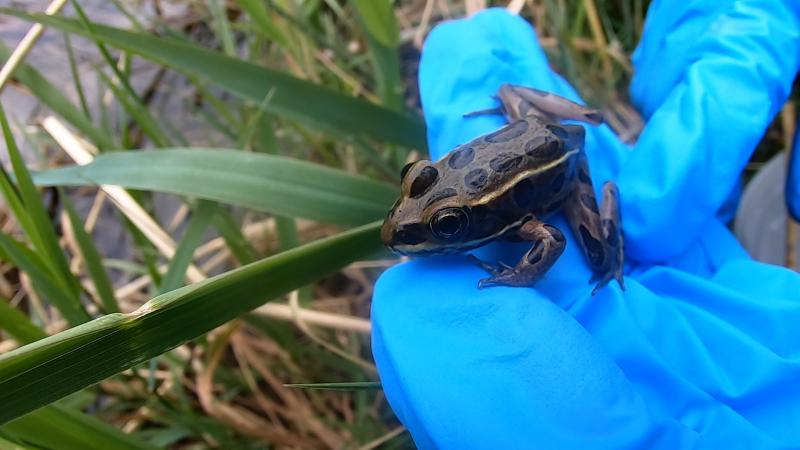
top-left (477, 273), bottom-right (515, 289)
top-left (589, 269), bottom-right (625, 295)
top-left (468, 254), bottom-right (504, 277)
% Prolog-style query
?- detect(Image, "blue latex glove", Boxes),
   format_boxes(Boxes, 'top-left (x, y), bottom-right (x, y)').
top-left (788, 128), bottom-right (800, 222)
top-left (372, 3), bottom-right (800, 449)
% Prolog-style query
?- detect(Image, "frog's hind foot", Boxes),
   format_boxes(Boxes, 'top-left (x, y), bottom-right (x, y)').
top-left (589, 182), bottom-right (625, 295)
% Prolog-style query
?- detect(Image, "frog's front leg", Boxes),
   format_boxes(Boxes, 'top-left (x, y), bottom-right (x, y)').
top-left (473, 220), bottom-right (566, 289)
top-left (563, 153), bottom-right (625, 295)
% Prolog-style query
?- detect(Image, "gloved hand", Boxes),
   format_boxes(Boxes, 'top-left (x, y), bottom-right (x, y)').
top-left (372, 3), bottom-right (800, 449)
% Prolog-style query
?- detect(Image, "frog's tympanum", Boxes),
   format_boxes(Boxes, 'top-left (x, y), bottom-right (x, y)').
top-left (381, 84), bottom-right (624, 294)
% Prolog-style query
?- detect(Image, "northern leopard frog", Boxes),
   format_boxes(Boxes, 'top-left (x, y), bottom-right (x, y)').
top-left (381, 84), bottom-right (624, 294)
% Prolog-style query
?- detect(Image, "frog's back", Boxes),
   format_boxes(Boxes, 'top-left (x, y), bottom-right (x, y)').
top-left (438, 117), bottom-right (577, 217)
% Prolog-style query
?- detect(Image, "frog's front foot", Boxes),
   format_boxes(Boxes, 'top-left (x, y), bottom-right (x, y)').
top-left (467, 255), bottom-right (510, 278)
top-left (472, 220), bottom-right (566, 289)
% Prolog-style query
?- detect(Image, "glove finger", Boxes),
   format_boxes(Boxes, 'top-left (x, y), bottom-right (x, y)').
top-left (419, 8), bottom-right (628, 186)
top-left (372, 257), bottom-right (699, 449)
top-left (620, 0), bottom-right (800, 261)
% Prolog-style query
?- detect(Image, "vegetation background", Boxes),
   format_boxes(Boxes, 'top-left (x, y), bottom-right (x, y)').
top-left (0, 1), bottom-right (795, 449)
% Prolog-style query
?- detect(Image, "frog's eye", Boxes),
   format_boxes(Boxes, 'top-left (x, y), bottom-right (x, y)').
top-left (430, 208), bottom-right (469, 240)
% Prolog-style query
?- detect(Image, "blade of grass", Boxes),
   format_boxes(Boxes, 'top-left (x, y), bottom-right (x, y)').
top-left (234, 0), bottom-right (290, 48)
top-left (0, 435), bottom-right (35, 450)
top-left (40, 117), bottom-right (206, 283)
top-left (274, 215), bottom-right (312, 303)
top-left (0, 0), bottom-right (68, 92)
top-left (61, 33), bottom-right (91, 119)
top-left (0, 221), bottom-right (382, 424)
top-left (0, 9), bottom-right (427, 150)
top-left (97, 70), bottom-right (171, 148)
top-left (0, 103), bottom-right (88, 324)
top-left (210, 211), bottom-right (257, 265)
top-left (32, 148), bottom-right (398, 226)
top-left (0, 298), bottom-right (47, 344)
top-left (0, 232), bottom-right (89, 326)
top-left (2, 404), bottom-right (158, 450)
top-left (69, 0), bottom-right (142, 110)
top-left (61, 190), bottom-right (119, 313)
top-left (209, 0), bottom-right (236, 56)
top-left (159, 200), bottom-right (215, 293)
top-left (350, 0), bottom-right (398, 47)
top-left (352, 0), bottom-right (403, 110)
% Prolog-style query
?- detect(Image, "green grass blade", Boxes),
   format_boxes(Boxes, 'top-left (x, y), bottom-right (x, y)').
top-left (209, 0), bottom-right (236, 56)
top-left (0, 9), bottom-right (426, 150)
top-left (0, 233), bottom-right (90, 326)
top-left (61, 191), bottom-right (119, 313)
top-left (0, 435), bottom-right (35, 450)
top-left (32, 148), bottom-right (397, 226)
top-left (211, 211), bottom-right (257, 264)
top-left (2, 404), bottom-right (158, 450)
top-left (0, 222), bottom-right (381, 424)
top-left (0, 43), bottom-right (115, 150)
top-left (62, 33), bottom-right (92, 119)
top-left (350, 0), bottom-right (398, 48)
top-left (97, 70), bottom-right (172, 148)
top-left (234, 0), bottom-right (290, 48)
top-left (0, 105), bottom-right (88, 324)
top-left (0, 298), bottom-right (47, 344)
top-left (352, 0), bottom-right (403, 110)
top-left (159, 200), bottom-right (215, 293)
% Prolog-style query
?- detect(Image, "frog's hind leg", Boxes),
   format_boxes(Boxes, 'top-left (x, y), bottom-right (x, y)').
top-left (564, 154), bottom-right (625, 295)
top-left (473, 220), bottom-right (566, 289)
top-left (506, 84), bottom-right (603, 125)
top-left (596, 182), bottom-right (624, 292)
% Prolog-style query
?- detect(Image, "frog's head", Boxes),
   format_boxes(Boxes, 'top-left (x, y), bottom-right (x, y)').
top-left (381, 160), bottom-right (483, 256)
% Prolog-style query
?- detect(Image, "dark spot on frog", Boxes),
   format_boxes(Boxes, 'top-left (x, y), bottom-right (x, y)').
top-left (602, 218), bottom-right (618, 247)
top-left (394, 223), bottom-right (427, 246)
top-left (542, 199), bottom-right (564, 216)
top-left (525, 136), bottom-right (562, 159)
top-left (469, 205), bottom-right (506, 238)
top-left (464, 168), bottom-right (489, 191)
top-left (424, 187), bottom-right (458, 209)
top-left (526, 240), bottom-right (544, 265)
top-left (577, 167), bottom-right (591, 184)
top-left (527, 248), bottom-right (544, 265)
top-left (550, 173), bottom-right (565, 193)
top-left (447, 146), bottom-right (475, 170)
top-left (546, 124), bottom-right (569, 140)
top-left (512, 178), bottom-right (536, 208)
top-left (410, 166), bottom-right (439, 198)
top-left (489, 153), bottom-right (524, 172)
top-left (562, 124), bottom-right (585, 145)
top-left (580, 193), bottom-right (600, 214)
top-left (530, 87), bottom-right (549, 97)
top-left (579, 224), bottom-right (605, 268)
top-left (544, 224), bottom-right (565, 242)
top-left (484, 119), bottom-right (529, 143)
